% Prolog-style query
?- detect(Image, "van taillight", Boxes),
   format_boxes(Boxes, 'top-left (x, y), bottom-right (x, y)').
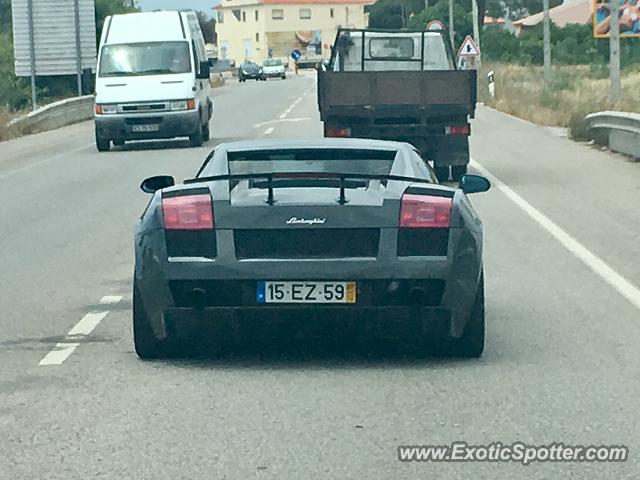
top-left (445, 125), bottom-right (470, 135)
top-left (325, 127), bottom-right (351, 137)
top-left (162, 194), bottom-right (213, 230)
top-left (400, 194), bottom-right (452, 228)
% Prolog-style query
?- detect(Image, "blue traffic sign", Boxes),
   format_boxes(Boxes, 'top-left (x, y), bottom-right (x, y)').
top-left (291, 49), bottom-right (302, 61)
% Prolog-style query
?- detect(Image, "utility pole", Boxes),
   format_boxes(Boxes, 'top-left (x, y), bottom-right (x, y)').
top-left (609, 0), bottom-right (621, 102)
top-left (448, 0), bottom-right (454, 49)
top-left (543, 0), bottom-right (551, 87)
top-left (471, 0), bottom-right (481, 67)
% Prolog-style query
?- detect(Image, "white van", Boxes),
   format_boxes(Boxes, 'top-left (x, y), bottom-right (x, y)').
top-left (94, 11), bottom-right (213, 151)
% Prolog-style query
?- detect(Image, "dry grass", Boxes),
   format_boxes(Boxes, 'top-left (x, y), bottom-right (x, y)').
top-left (478, 64), bottom-right (640, 139)
top-left (0, 110), bottom-right (25, 142)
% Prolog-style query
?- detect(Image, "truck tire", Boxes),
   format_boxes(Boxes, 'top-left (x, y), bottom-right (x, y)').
top-left (95, 128), bottom-right (110, 152)
top-left (434, 166), bottom-right (449, 182)
top-left (133, 281), bottom-right (167, 359)
top-left (451, 165), bottom-right (468, 181)
top-left (455, 270), bottom-right (485, 358)
top-left (202, 120), bottom-right (210, 142)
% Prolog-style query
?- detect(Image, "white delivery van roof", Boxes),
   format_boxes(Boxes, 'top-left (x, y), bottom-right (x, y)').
top-left (104, 11), bottom-right (190, 45)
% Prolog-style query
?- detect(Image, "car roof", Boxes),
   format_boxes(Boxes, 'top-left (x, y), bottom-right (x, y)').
top-left (219, 138), bottom-right (410, 153)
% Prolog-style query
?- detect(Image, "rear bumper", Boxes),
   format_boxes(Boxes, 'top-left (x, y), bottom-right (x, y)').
top-left (135, 230), bottom-right (482, 342)
top-left (263, 71), bottom-right (285, 78)
top-left (164, 306), bottom-right (451, 340)
top-left (95, 110), bottom-right (200, 141)
top-left (336, 125), bottom-right (470, 167)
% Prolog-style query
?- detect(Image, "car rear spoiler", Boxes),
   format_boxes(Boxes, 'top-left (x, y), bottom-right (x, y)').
top-left (184, 172), bottom-right (439, 205)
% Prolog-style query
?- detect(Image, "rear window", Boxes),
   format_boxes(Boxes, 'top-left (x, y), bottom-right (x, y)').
top-left (369, 37), bottom-right (414, 59)
top-left (263, 59), bottom-right (283, 66)
top-left (223, 148), bottom-right (397, 177)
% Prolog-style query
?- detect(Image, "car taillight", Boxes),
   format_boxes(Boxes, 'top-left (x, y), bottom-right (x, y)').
top-left (445, 125), bottom-right (470, 135)
top-left (162, 194), bottom-right (213, 230)
top-left (400, 194), bottom-right (452, 228)
top-left (325, 127), bottom-right (351, 137)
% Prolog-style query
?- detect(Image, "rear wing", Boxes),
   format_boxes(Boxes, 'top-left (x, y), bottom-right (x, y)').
top-left (185, 172), bottom-right (440, 205)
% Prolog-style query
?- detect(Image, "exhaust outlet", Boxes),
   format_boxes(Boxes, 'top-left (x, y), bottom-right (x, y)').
top-left (191, 288), bottom-right (206, 310)
top-left (408, 287), bottom-right (427, 306)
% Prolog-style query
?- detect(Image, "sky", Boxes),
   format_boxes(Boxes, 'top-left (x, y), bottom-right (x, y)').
top-left (136, 0), bottom-right (217, 16)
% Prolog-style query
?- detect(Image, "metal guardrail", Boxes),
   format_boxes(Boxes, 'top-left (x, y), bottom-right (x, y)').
top-left (9, 95), bottom-right (95, 134)
top-left (585, 111), bottom-right (640, 160)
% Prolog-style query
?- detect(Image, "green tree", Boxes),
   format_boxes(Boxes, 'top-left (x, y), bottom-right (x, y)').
top-left (197, 11), bottom-right (217, 44)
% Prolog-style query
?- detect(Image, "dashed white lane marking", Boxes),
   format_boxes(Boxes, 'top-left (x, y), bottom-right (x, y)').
top-left (264, 127), bottom-right (274, 135)
top-left (67, 311), bottom-right (110, 337)
top-left (39, 343), bottom-right (80, 366)
top-left (471, 159), bottom-right (640, 311)
top-left (100, 295), bottom-right (123, 305)
top-left (39, 296), bottom-right (120, 366)
top-left (253, 118), bottom-right (311, 128)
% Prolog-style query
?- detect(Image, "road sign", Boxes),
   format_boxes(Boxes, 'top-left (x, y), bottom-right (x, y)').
top-left (291, 49), bottom-right (302, 61)
top-left (11, 0), bottom-right (97, 108)
top-left (12, 0), bottom-right (97, 76)
top-left (427, 19), bottom-right (444, 32)
top-left (458, 35), bottom-right (480, 57)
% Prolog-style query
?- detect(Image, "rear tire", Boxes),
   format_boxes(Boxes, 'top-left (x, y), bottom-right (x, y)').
top-left (434, 166), bottom-right (449, 182)
top-left (202, 120), bottom-right (210, 142)
top-left (133, 282), bottom-right (167, 359)
top-left (281, 74), bottom-right (286, 80)
top-left (454, 270), bottom-right (485, 358)
top-left (190, 118), bottom-right (204, 147)
top-left (95, 129), bottom-right (110, 152)
top-left (451, 165), bottom-right (468, 181)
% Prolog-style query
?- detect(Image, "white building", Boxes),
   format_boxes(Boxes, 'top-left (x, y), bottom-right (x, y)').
top-left (215, 0), bottom-right (373, 64)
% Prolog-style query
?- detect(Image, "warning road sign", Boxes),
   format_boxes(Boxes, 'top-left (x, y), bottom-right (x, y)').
top-left (458, 35), bottom-right (480, 57)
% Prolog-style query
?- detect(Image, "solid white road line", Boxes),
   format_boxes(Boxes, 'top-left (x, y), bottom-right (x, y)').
top-left (471, 159), bottom-right (640, 311)
top-left (100, 295), bottom-right (123, 305)
top-left (39, 343), bottom-right (81, 366)
top-left (264, 127), bottom-right (274, 135)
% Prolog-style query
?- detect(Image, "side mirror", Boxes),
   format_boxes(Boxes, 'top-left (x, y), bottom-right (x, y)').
top-left (459, 174), bottom-right (491, 194)
top-left (140, 175), bottom-right (175, 194)
top-left (198, 61), bottom-right (211, 79)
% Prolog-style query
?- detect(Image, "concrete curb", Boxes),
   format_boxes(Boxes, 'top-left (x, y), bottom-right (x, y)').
top-left (9, 95), bottom-right (95, 135)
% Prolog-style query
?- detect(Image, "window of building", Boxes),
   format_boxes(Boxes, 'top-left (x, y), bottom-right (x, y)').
top-left (272, 9), bottom-right (284, 20)
top-left (232, 9), bottom-right (241, 21)
top-left (218, 11), bottom-right (224, 23)
top-left (256, 32), bottom-right (260, 42)
top-left (255, 10), bottom-right (259, 21)
top-left (330, 8), bottom-right (334, 18)
top-left (299, 8), bottom-right (311, 19)
top-left (242, 10), bottom-right (247, 22)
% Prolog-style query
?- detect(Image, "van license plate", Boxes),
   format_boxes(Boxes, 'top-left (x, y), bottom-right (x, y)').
top-left (257, 281), bottom-right (356, 304)
top-left (132, 124), bottom-right (160, 132)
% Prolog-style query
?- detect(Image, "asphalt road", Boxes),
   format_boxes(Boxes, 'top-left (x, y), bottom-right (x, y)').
top-left (1, 72), bottom-right (639, 479)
